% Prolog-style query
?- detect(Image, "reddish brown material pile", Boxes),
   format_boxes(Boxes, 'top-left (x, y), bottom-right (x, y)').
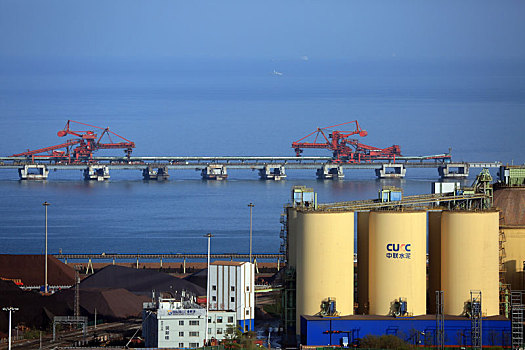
top-left (0, 255), bottom-right (75, 286)
top-left (494, 187), bottom-right (525, 226)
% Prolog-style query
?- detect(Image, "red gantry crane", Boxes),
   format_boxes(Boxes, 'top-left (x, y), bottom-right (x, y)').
top-left (11, 120), bottom-right (135, 163)
top-left (291, 121), bottom-right (402, 163)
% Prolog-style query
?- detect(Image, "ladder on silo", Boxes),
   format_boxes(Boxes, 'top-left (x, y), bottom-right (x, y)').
top-left (436, 291), bottom-right (445, 350)
top-left (470, 290), bottom-right (482, 350)
top-left (511, 290), bottom-right (524, 350)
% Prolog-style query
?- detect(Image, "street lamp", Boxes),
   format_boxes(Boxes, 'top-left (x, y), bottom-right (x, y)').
top-left (204, 233), bottom-right (213, 345)
top-left (248, 203), bottom-right (254, 263)
top-left (2, 307), bottom-right (19, 350)
top-left (43, 201), bottom-right (50, 293)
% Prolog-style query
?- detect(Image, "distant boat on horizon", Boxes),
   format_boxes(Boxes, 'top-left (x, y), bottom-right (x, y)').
top-left (272, 69), bottom-right (283, 76)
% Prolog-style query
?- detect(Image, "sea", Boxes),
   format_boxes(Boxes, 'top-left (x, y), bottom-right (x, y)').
top-left (0, 58), bottom-right (524, 257)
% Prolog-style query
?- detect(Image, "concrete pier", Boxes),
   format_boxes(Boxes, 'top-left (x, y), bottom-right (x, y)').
top-left (375, 163), bottom-right (406, 178)
top-left (201, 164), bottom-right (228, 180)
top-left (83, 165), bottom-right (110, 181)
top-left (18, 164), bottom-right (49, 180)
top-left (259, 164), bottom-right (286, 180)
top-left (438, 163), bottom-right (469, 179)
top-left (142, 166), bottom-right (169, 180)
top-left (316, 164), bottom-right (344, 180)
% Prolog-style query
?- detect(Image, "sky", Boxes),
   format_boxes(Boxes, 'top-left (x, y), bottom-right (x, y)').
top-left (1, 0), bottom-right (525, 62)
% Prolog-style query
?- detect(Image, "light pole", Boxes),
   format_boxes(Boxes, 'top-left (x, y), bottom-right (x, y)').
top-left (248, 203), bottom-right (254, 263)
top-left (43, 201), bottom-right (50, 293)
top-left (204, 233), bottom-right (213, 346)
top-left (2, 307), bottom-right (19, 350)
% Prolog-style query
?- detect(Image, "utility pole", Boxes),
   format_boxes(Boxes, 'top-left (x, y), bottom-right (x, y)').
top-left (43, 201), bottom-right (50, 293)
top-left (2, 307), bottom-right (19, 350)
top-left (204, 233), bottom-right (213, 345)
top-left (248, 203), bottom-right (254, 263)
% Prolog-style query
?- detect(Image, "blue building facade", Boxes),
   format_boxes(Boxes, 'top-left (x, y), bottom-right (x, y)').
top-left (301, 315), bottom-right (511, 347)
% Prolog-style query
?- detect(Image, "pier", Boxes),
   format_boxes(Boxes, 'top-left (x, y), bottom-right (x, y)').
top-left (0, 156), bottom-right (501, 180)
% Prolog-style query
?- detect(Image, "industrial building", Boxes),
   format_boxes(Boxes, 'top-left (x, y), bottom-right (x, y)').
top-left (281, 167), bottom-right (525, 348)
top-left (209, 261), bottom-right (255, 331)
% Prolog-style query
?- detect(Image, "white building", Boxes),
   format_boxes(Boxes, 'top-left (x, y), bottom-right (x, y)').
top-left (143, 297), bottom-right (238, 348)
top-left (143, 297), bottom-right (206, 348)
top-left (209, 261), bottom-right (255, 331)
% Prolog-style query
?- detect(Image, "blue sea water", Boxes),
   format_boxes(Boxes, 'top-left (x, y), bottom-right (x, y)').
top-left (0, 58), bottom-right (524, 256)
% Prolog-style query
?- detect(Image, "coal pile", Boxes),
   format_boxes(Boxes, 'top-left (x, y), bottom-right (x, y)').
top-left (80, 265), bottom-right (205, 296)
top-left (52, 288), bottom-right (150, 320)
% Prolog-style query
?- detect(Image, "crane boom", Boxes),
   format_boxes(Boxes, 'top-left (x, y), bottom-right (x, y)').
top-left (11, 120), bottom-right (135, 163)
top-left (291, 121), bottom-right (401, 163)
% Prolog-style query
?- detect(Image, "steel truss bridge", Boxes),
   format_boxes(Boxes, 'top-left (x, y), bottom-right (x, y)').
top-left (0, 156), bottom-right (502, 180)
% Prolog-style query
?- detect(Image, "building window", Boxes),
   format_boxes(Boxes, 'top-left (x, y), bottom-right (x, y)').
top-left (217, 328), bottom-right (223, 334)
top-left (165, 335), bottom-right (169, 340)
top-left (189, 331), bottom-right (199, 337)
top-left (165, 331), bottom-right (169, 335)
top-left (246, 286), bottom-right (250, 292)
top-left (190, 343), bottom-right (199, 348)
top-left (228, 316), bottom-right (234, 323)
top-left (166, 325), bottom-right (169, 330)
top-left (208, 328), bottom-right (212, 334)
top-left (246, 310), bottom-right (250, 316)
top-left (179, 320), bottom-right (184, 326)
top-left (231, 296), bottom-right (235, 302)
top-left (179, 343), bottom-right (184, 348)
top-left (212, 296), bottom-right (217, 301)
top-left (179, 331), bottom-right (184, 337)
top-left (212, 285), bottom-right (217, 291)
top-left (208, 317), bottom-right (212, 323)
top-left (189, 320), bottom-right (199, 326)
top-left (217, 316), bottom-right (223, 323)
top-left (226, 327), bottom-right (233, 335)
top-left (231, 286), bottom-right (235, 292)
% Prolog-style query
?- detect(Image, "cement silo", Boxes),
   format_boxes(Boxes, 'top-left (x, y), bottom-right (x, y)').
top-left (295, 211), bottom-right (354, 326)
top-left (369, 211), bottom-right (427, 316)
top-left (441, 211), bottom-right (500, 316)
top-left (427, 210), bottom-right (442, 314)
top-left (357, 211), bottom-right (370, 314)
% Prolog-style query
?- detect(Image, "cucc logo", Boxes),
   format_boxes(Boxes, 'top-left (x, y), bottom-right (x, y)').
top-left (386, 243), bottom-right (411, 252)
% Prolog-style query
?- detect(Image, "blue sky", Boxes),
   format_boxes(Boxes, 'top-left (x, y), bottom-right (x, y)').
top-left (1, 0), bottom-right (525, 61)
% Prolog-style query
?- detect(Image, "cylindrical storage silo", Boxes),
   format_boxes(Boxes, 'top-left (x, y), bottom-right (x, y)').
top-left (369, 211), bottom-right (427, 316)
top-left (427, 211), bottom-right (442, 314)
top-left (441, 211), bottom-right (500, 316)
top-left (286, 207), bottom-right (298, 269)
top-left (357, 211), bottom-right (370, 314)
top-left (296, 211), bottom-right (354, 327)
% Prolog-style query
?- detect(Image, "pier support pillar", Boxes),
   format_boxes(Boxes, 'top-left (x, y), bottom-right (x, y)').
top-left (160, 257), bottom-right (163, 268)
top-left (142, 166), bottom-right (169, 180)
top-left (18, 165), bottom-right (49, 180)
top-left (83, 165), bottom-right (110, 181)
top-left (259, 164), bottom-right (286, 180)
top-left (183, 257), bottom-right (186, 274)
top-left (201, 164), bottom-right (228, 180)
top-left (316, 164), bottom-right (344, 180)
top-left (438, 163), bottom-right (469, 179)
top-left (375, 163), bottom-right (406, 178)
